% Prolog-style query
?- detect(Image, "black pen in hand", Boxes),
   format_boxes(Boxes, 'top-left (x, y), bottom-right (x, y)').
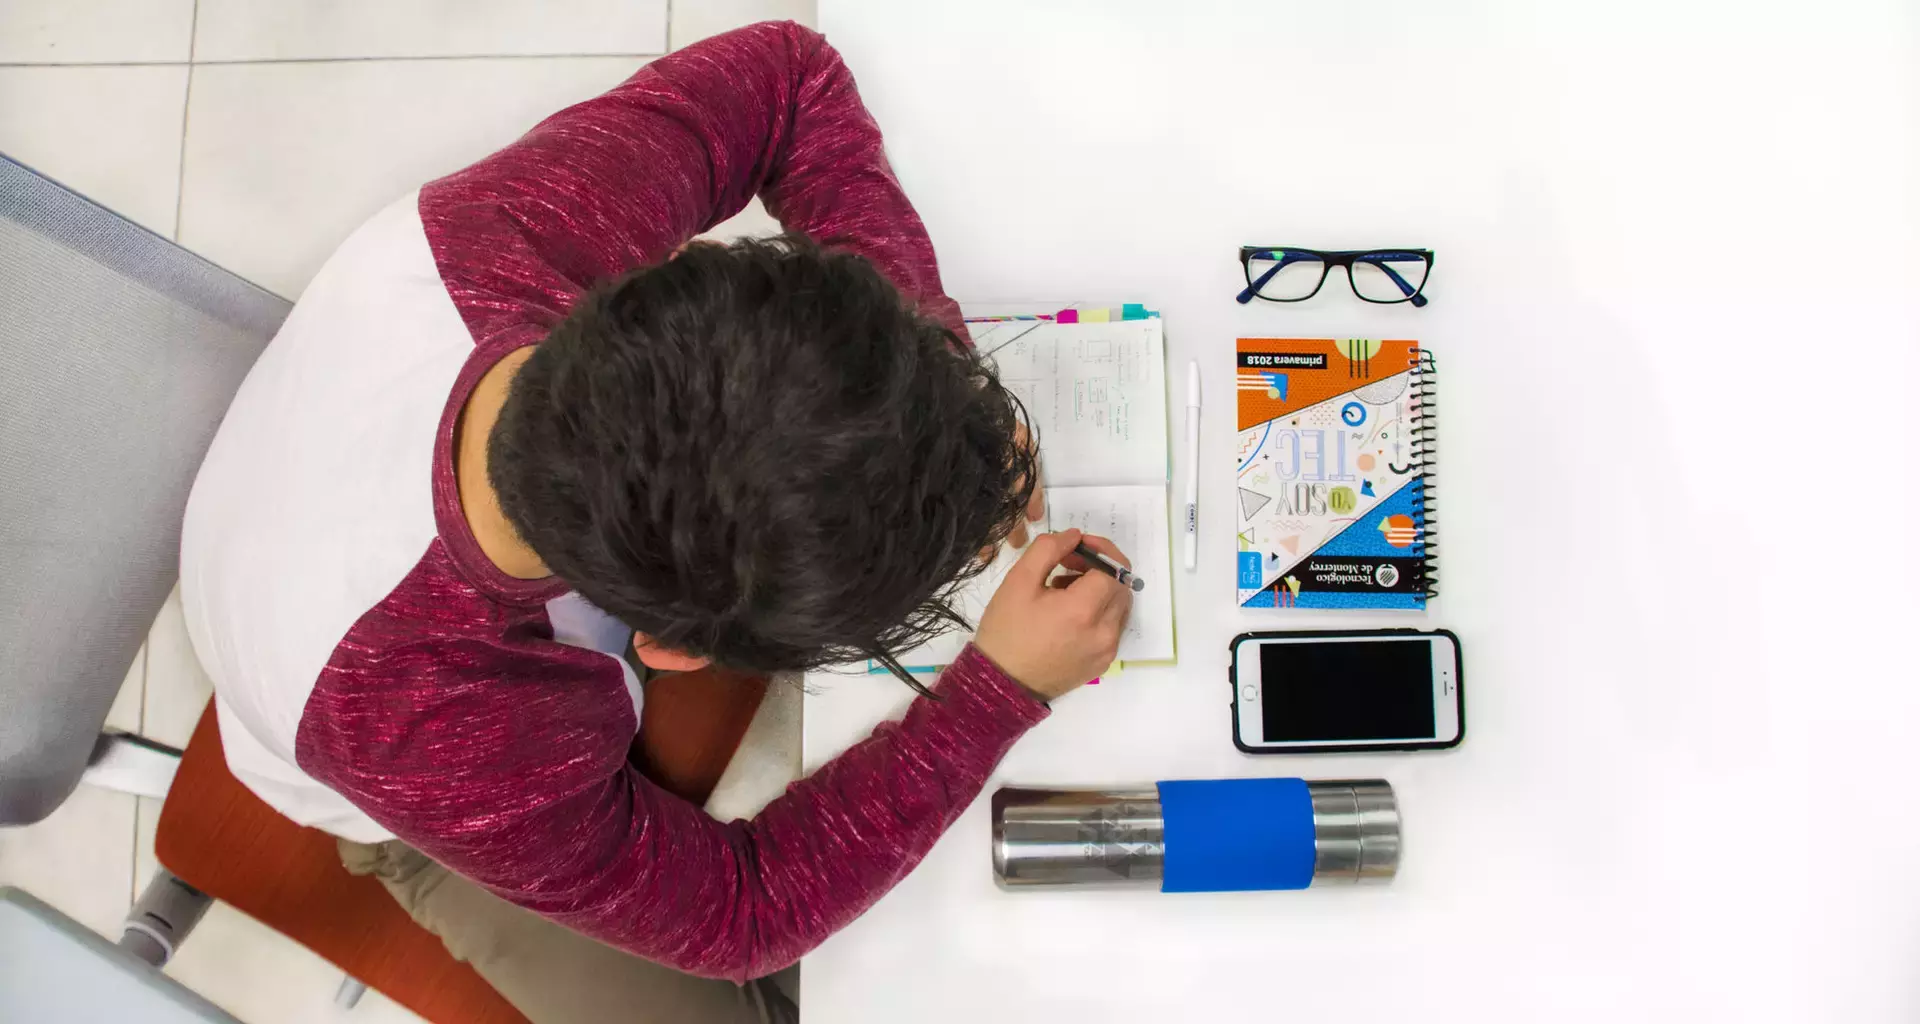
top-left (1073, 542), bottom-right (1146, 593)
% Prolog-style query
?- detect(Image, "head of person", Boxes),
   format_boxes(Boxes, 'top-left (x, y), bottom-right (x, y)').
top-left (489, 235), bottom-right (1035, 688)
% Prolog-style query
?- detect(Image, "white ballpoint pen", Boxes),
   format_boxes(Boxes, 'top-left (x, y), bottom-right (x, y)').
top-left (1182, 361), bottom-right (1200, 571)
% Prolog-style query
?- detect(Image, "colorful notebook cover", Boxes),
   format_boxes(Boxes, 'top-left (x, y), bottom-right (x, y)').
top-left (1235, 338), bottom-right (1437, 609)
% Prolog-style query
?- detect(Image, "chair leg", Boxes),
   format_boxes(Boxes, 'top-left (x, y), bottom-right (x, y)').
top-left (119, 868), bottom-right (211, 967)
top-left (335, 975), bottom-right (369, 1009)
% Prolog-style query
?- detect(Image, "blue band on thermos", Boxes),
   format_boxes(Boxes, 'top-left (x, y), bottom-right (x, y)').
top-left (1156, 777), bottom-right (1316, 892)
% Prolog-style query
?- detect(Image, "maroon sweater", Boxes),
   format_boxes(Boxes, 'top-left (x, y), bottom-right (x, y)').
top-left (284, 22), bottom-right (1047, 981)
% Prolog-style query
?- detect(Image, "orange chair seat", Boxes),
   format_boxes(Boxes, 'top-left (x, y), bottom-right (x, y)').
top-left (155, 666), bottom-right (769, 1024)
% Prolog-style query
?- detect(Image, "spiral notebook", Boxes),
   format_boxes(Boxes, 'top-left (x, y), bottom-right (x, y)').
top-left (1234, 338), bottom-right (1437, 609)
top-left (885, 308), bottom-right (1177, 670)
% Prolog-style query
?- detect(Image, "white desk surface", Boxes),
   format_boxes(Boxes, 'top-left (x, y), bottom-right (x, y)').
top-left (800, 2), bottom-right (1920, 1020)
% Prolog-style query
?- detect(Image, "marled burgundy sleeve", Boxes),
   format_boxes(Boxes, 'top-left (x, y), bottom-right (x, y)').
top-left (307, 637), bottom-right (1045, 981)
top-left (419, 19), bottom-right (963, 343)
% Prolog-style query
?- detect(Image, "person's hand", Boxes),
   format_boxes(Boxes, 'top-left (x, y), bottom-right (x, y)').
top-left (984, 422), bottom-right (1047, 562)
top-left (973, 529), bottom-right (1134, 701)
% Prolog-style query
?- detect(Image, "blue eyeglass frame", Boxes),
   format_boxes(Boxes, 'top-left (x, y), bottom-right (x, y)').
top-left (1236, 246), bottom-right (1434, 307)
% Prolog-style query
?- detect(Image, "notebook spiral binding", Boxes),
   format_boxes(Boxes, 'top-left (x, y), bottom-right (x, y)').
top-left (1408, 348), bottom-right (1439, 598)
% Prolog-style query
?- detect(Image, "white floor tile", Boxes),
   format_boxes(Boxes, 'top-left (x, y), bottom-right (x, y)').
top-left (671, 0), bottom-right (816, 49)
top-left (0, 784), bottom-right (136, 938)
top-left (178, 56), bottom-right (648, 297)
top-left (132, 796), bottom-right (163, 896)
top-left (0, 0), bottom-right (195, 64)
top-left (145, 585), bottom-right (214, 750)
top-left (0, 65), bottom-right (188, 237)
top-left (165, 902), bottom-right (428, 1024)
top-left (337, 987), bottom-right (433, 1024)
top-left (106, 642), bottom-right (148, 734)
top-left (193, 0), bottom-right (665, 62)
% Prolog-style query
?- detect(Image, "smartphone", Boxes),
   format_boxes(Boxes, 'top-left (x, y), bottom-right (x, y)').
top-left (1230, 630), bottom-right (1464, 754)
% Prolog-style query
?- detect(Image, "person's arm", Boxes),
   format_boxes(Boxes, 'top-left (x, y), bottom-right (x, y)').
top-left (421, 20), bottom-right (963, 341)
top-left (299, 532), bottom-right (1130, 983)
top-left (305, 643), bottom-right (1042, 983)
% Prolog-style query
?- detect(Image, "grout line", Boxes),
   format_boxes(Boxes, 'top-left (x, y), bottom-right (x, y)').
top-left (136, 645), bottom-right (148, 736)
top-left (190, 52), bottom-right (663, 66)
top-left (2, 53), bottom-right (661, 70)
top-left (130, 642), bottom-right (148, 908)
top-left (0, 60), bottom-right (190, 68)
top-left (171, 0), bottom-right (198, 243)
top-left (129, 798), bottom-right (143, 908)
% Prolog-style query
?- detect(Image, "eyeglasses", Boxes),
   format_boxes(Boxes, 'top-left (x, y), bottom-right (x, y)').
top-left (1237, 247), bottom-right (1433, 307)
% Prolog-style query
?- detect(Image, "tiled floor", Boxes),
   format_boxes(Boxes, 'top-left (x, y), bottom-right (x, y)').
top-left (0, 1), bottom-right (809, 1019)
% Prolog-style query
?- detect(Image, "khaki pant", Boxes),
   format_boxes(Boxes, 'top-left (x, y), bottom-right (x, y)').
top-left (340, 839), bottom-right (799, 1024)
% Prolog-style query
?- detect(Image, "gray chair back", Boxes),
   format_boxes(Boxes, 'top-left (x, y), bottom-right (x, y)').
top-left (0, 154), bottom-right (290, 824)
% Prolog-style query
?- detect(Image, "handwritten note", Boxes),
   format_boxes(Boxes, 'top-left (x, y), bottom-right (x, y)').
top-left (890, 317), bottom-right (1175, 669)
top-left (980, 319), bottom-right (1167, 488)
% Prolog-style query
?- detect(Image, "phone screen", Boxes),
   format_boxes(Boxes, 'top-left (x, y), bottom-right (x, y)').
top-left (1258, 640), bottom-right (1436, 741)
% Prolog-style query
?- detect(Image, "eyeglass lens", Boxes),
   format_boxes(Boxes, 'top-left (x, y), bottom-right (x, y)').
top-left (1244, 250), bottom-right (1326, 301)
top-left (1348, 252), bottom-right (1429, 303)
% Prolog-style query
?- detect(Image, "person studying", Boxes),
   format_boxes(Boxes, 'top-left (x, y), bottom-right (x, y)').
top-left (177, 21), bottom-right (1137, 1024)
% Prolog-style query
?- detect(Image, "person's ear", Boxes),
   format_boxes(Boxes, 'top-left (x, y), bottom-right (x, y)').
top-left (631, 633), bottom-right (711, 672)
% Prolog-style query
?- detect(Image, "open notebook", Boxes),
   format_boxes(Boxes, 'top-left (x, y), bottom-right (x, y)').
top-left (894, 311), bottom-right (1176, 668)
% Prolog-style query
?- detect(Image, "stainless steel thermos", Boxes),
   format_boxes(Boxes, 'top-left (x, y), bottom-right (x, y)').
top-left (991, 778), bottom-right (1398, 891)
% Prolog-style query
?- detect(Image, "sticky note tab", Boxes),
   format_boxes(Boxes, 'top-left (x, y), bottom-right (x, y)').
top-left (1122, 303), bottom-right (1147, 320)
top-left (1237, 551), bottom-right (1264, 590)
top-left (1081, 307), bottom-right (1110, 323)
top-left (1055, 308), bottom-right (1078, 324)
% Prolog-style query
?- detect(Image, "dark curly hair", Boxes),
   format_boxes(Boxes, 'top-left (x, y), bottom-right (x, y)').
top-left (489, 235), bottom-right (1035, 690)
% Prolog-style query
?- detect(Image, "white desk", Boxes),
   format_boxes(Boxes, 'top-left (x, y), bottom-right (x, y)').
top-left (801, 3), bottom-right (1920, 1020)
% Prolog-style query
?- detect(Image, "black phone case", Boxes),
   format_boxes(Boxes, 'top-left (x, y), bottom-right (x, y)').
top-left (1229, 628), bottom-right (1465, 755)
